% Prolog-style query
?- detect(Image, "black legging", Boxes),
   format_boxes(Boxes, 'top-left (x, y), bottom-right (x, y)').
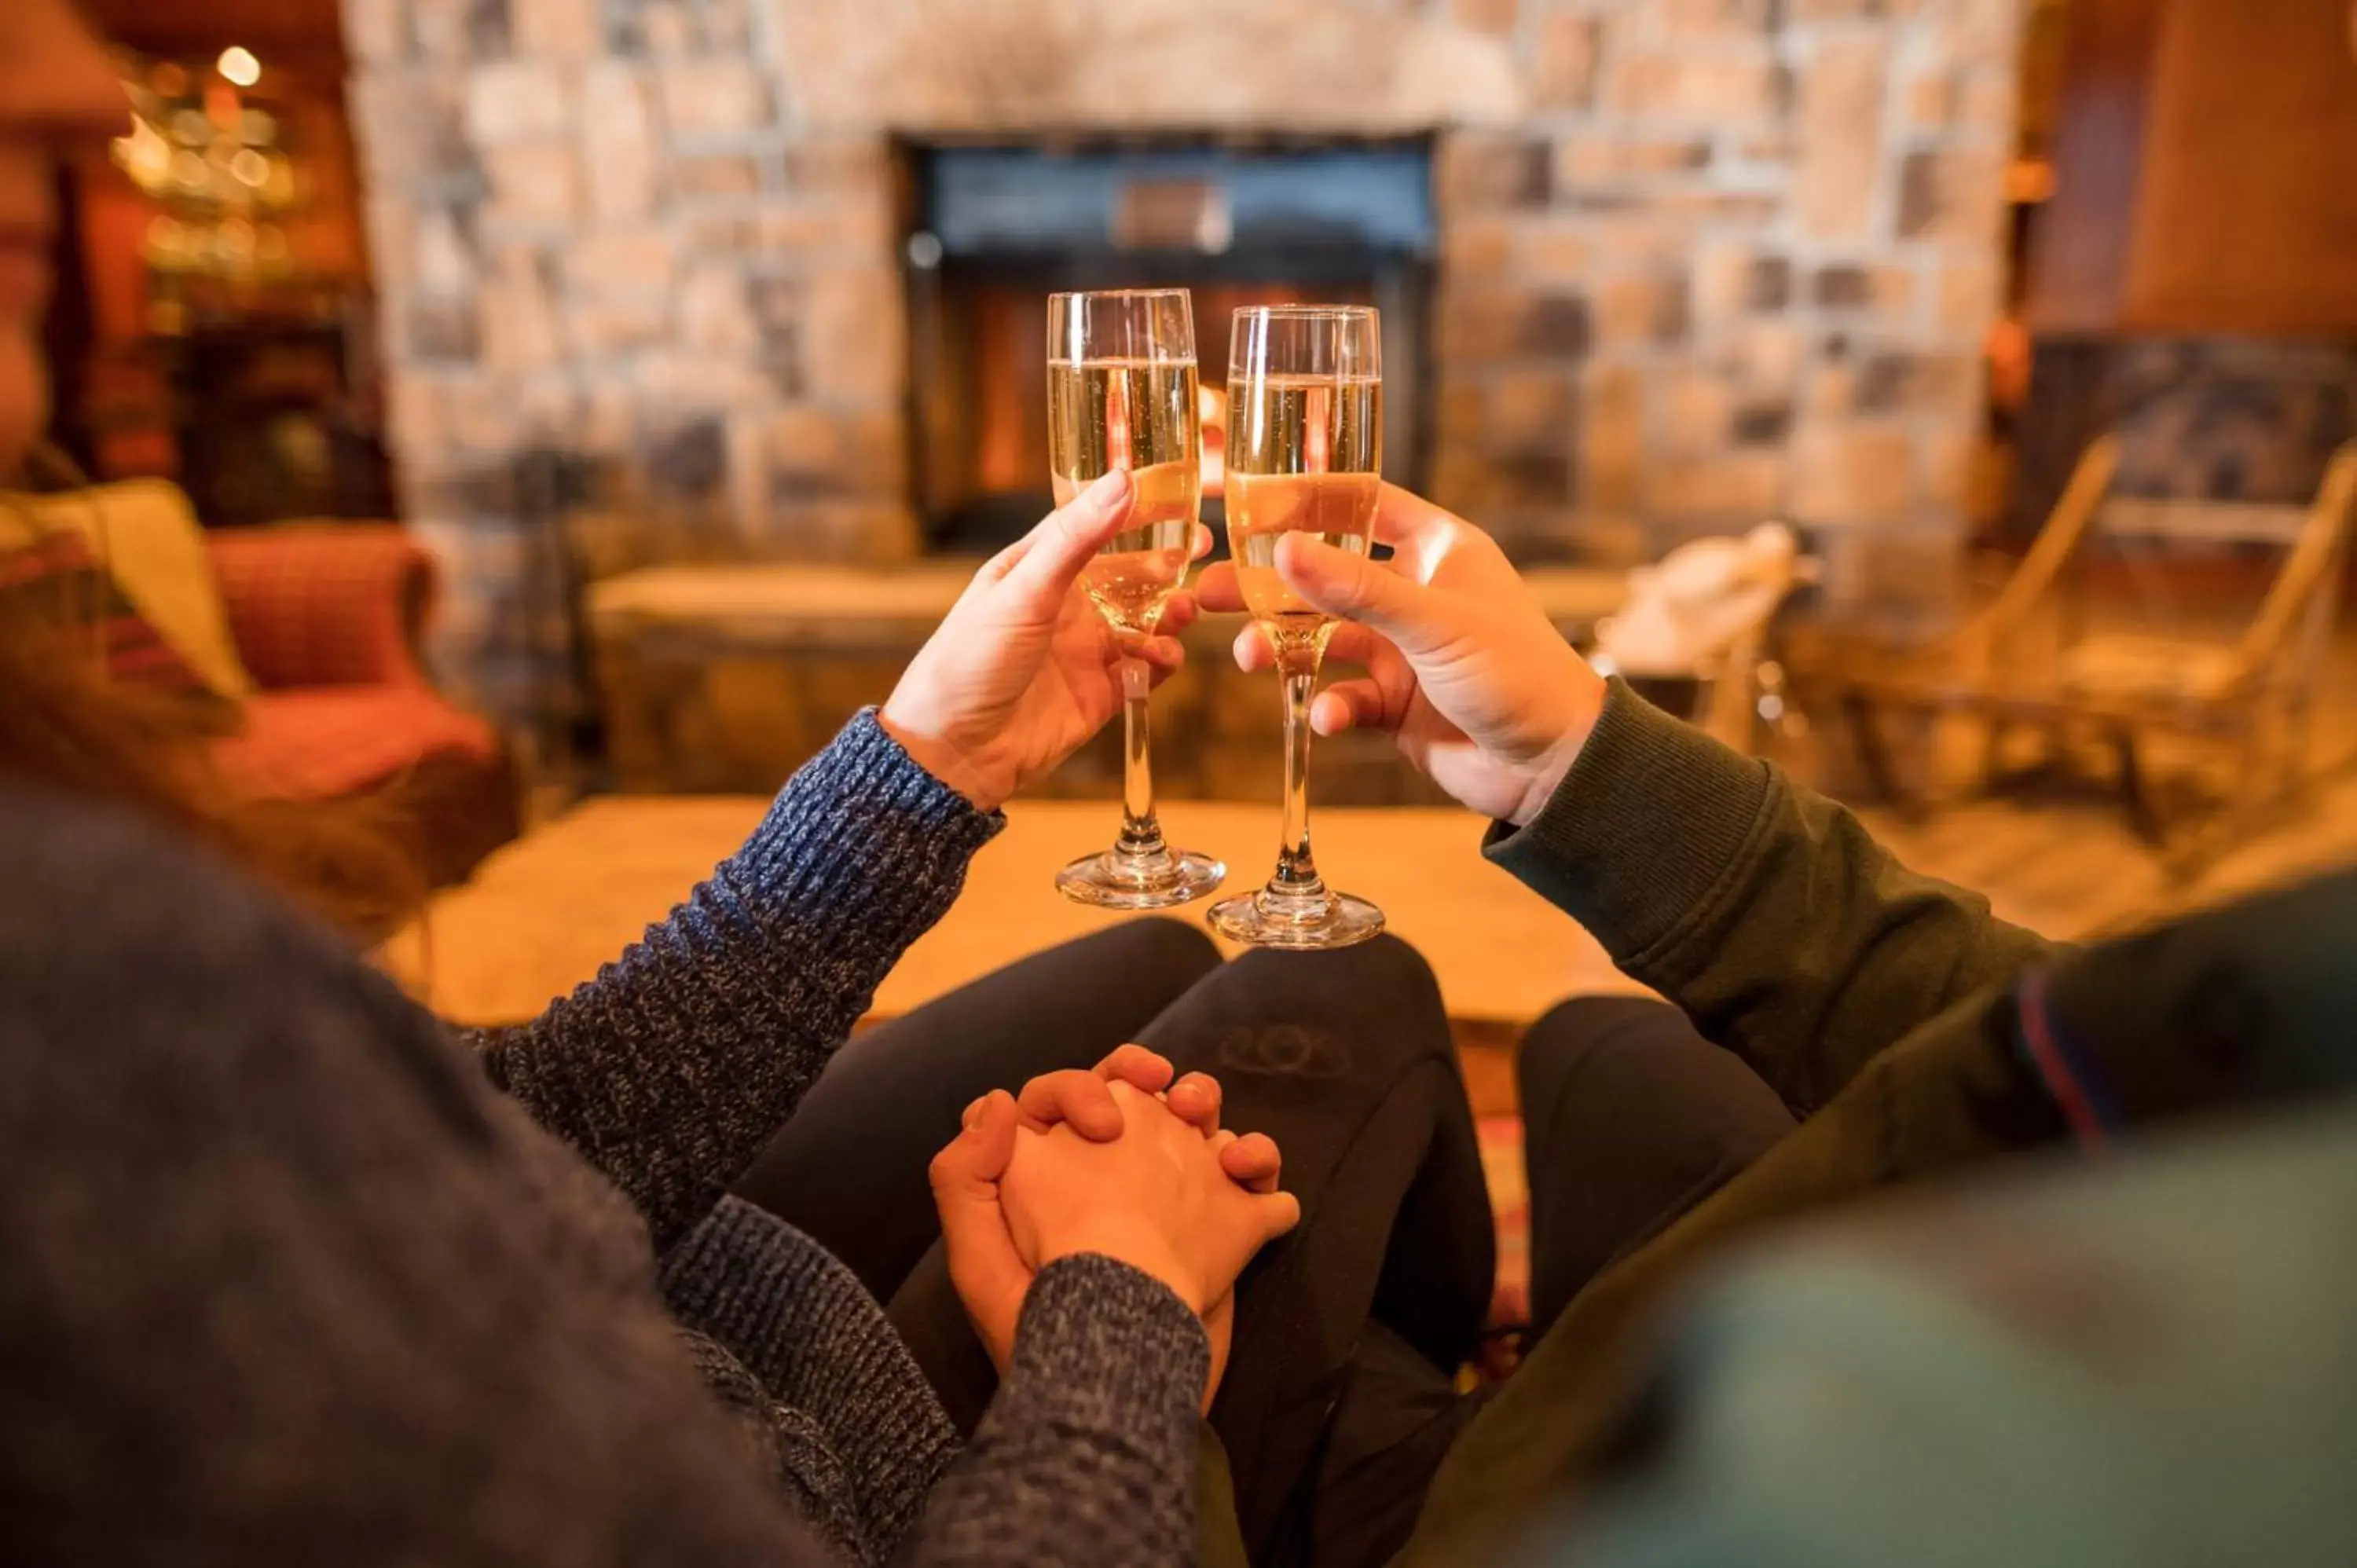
top-left (1300, 994), bottom-right (1798, 1567)
top-left (735, 929), bottom-right (1791, 1568)
top-left (1516, 995), bottom-right (1796, 1341)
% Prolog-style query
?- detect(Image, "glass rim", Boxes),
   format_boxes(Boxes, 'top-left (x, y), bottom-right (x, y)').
top-left (1230, 303), bottom-right (1379, 321)
top-left (1047, 287), bottom-right (1194, 302)
top-left (1047, 288), bottom-right (1197, 362)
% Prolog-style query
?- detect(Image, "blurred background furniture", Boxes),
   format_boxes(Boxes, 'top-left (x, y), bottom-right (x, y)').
top-left (16, 477), bottom-right (515, 894)
top-left (1814, 439), bottom-right (2355, 870)
top-left (1809, 436), bottom-right (2121, 802)
top-left (204, 521), bottom-right (519, 888)
top-left (1589, 522), bottom-right (1816, 756)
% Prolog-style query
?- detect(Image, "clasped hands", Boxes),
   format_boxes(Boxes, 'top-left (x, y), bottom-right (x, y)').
top-left (928, 1045), bottom-right (1299, 1409)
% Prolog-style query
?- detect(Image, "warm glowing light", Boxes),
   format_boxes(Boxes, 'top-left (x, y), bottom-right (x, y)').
top-left (111, 116), bottom-right (173, 188)
top-left (230, 148), bottom-right (269, 187)
top-left (218, 46), bottom-right (261, 87)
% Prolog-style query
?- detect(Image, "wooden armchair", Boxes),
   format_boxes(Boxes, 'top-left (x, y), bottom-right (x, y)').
top-left (1831, 438), bottom-right (2355, 866)
top-left (1809, 437), bottom-right (2118, 800)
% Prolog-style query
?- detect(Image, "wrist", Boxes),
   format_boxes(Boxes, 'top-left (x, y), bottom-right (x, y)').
top-left (875, 706), bottom-right (1007, 812)
top-left (1508, 736), bottom-right (1582, 828)
top-left (1506, 668), bottom-right (1607, 828)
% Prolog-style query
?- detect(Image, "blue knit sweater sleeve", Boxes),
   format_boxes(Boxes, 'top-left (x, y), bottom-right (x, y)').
top-left (915, 1255), bottom-right (1212, 1567)
top-left (479, 710), bottom-right (1003, 1252)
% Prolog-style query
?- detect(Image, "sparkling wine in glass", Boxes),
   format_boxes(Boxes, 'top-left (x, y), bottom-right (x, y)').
top-left (1045, 288), bottom-right (1226, 909)
top-left (1210, 304), bottom-right (1385, 950)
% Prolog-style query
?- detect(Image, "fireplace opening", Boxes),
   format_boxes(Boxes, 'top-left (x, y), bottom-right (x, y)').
top-left (899, 136), bottom-right (1436, 555)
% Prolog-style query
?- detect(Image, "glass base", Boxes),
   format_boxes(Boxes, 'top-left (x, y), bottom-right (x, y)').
top-left (1055, 845), bottom-right (1227, 910)
top-left (1208, 885), bottom-right (1386, 951)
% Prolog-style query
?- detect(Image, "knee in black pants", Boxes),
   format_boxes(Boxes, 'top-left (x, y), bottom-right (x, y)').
top-left (1516, 995), bottom-right (1723, 1108)
top-left (1071, 915), bottom-right (1226, 1000)
top-left (1109, 914), bottom-right (1226, 974)
top-left (1517, 995), bottom-right (1795, 1338)
top-left (1179, 933), bottom-right (1455, 1084)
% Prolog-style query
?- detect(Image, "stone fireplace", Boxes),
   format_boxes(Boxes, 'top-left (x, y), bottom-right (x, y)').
top-left (345, 0), bottom-right (2022, 731)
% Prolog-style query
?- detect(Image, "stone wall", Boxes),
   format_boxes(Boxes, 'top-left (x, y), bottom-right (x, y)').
top-left (346, 0), bottom-right (2022, 723)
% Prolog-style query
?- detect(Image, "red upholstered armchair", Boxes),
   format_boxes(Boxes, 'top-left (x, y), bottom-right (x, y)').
top-left (203, 526), bottom-right (519, 888)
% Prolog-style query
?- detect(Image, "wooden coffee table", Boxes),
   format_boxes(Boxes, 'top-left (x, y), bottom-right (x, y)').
top-left (383, 797), bottom-right (1641, 1035)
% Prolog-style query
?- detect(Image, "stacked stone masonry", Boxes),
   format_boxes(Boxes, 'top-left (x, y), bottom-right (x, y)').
top-left (345, 0), bottom-right (2022, 723)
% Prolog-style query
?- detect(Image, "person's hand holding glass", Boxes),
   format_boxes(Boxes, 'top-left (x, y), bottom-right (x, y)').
top-left (1206, 305), bottom-right (1386, 949)
top-left (1044, 289), bottom-right (1226, 907)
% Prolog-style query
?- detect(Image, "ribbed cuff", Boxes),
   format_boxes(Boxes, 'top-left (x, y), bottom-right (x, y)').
top-left (1012, 1253), bottom-right (1210, 1437)
top-left (1483, 678), bottom-right (1775, 963)
top-left (720, 707), bottom-right (1004, 925)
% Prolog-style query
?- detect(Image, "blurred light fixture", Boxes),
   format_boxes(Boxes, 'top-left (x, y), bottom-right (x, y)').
top-left (113, 44), bottom-right (303, 286)
top-left (111, 115), bottom-right (171, 185)
top-left (143, 214), bottom-right (184, 259)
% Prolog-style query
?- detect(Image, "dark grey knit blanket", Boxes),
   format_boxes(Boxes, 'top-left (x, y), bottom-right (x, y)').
top-left (0, 711), bottom-right (1207, 1566)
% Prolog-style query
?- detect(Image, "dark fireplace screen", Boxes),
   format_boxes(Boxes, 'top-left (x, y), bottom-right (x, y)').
top-left (900, 137), bottom-right (1435, 554)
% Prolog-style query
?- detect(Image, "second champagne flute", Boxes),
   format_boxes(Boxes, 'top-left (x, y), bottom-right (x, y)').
top-left (1210, 303), bottom-right (1385, 950)
top-left (1045, 288), bottom-right (1226, 908)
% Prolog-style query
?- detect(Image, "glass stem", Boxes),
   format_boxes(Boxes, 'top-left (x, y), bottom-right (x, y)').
top-left (1272, 667), bottom-right (1325, 897)
top-left (1116, 658), bottom-right (1166, 858)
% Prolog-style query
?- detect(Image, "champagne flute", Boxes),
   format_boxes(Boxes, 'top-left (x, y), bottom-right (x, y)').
top-left (1046, 288), bottom-right (1226, 908)
top-left (1209, 304), bottom-right (1385, 950)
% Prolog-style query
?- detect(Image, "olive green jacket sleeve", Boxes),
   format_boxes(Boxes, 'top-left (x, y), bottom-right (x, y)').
top-left (1485, 679), bottom-right (2058, 1113)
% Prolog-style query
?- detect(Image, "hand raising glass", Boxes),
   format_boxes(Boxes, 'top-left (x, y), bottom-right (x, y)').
top-left (880, 467), bottom-right (1199, 813)
top-left (1196, 484), bottom-right (1607, 827)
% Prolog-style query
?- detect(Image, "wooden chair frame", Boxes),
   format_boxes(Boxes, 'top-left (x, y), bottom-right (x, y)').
top-left (1836, 438), bottom-right (2355, 872)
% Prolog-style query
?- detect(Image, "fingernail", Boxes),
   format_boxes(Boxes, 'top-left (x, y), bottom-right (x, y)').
top-left (961, 1097), bottom-right (985, 1130)
top-left (1086, 467), bottom-right (1132, 507)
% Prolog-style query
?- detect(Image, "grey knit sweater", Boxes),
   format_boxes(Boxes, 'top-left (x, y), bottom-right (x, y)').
top-left (0, 713), bottom-right (1208, 1566)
